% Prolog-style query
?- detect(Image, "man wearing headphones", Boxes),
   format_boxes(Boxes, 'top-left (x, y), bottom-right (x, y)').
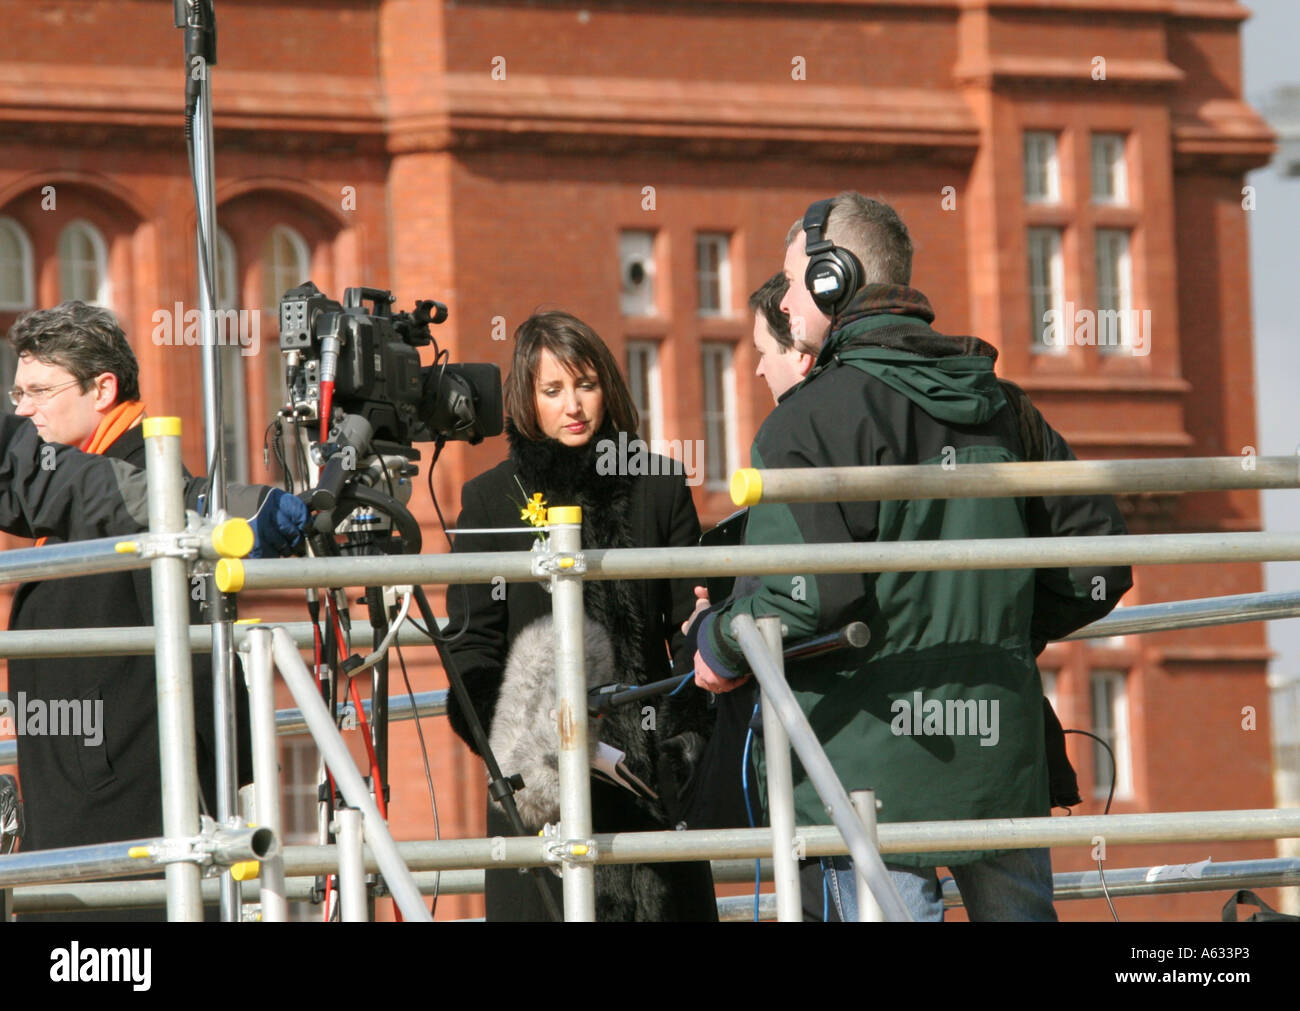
top-left (689, 192), bottom-right (1131, 921)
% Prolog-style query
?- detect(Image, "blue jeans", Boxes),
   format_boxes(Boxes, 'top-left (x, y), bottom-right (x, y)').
top-left (821, 848), bottom-right (1058, 922)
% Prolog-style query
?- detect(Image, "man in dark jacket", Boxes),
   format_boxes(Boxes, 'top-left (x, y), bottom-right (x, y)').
top-left (1, 302), bottom-right (306, 921)
top-left (692, 193), bottom-right (1132, 921)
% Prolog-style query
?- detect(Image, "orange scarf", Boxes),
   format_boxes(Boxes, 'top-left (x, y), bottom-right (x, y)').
top-left (35, 400), bottom-right (147, 546)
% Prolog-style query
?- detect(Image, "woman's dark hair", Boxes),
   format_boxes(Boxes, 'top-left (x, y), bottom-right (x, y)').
top-left (7, 300), bottom-right (140, 403)
top-left (503, 311), bottom-right (639, 441)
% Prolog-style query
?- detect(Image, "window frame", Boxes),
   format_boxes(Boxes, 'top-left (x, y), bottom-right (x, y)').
top-left (57, 219), bottom-right (110, 306)
top-left (1091, 133), bottom-right (1129, 206)
top-left (695, 232), bottom-right (732, 318)
top-left (0, 216), bottom-right (35, 312)
top-left (619, 230), bottom-right (658, 318)
top-left (1090, 670), bottom-right (1134, 801)
top-left (700, 340), bottom-right (739, 491)
top-left (1027, 226), bottom-right (1066, 354)
top-left (1023, 131), bottom-right (1061, 205)
top-left (625, 339), bottom-right (662, 445)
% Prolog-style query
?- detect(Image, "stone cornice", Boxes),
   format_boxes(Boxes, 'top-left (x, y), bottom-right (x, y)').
top-left (954, 56), bottom-right (1184, 90)
top-left (1172, 99), bottom-right (1276, 173)
top-left (654, 0), bottom-right (1249, 19)
top-left (387, 73), bottom-right (982, 158)
top-left (0, 63), bottom-right (386, 139)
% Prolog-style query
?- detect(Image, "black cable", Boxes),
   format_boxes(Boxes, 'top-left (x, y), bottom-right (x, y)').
top-left (410, 583), bottom-right (562, 922)
top-left (1064, 728), bottom-right (1119, 922)
top-left (424, 437), bottom-right (473, 644)
top-left (395, 641), bottom-right (440, 918)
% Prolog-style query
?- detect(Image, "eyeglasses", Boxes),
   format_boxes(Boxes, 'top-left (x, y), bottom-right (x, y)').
top-left (8, 379), bottom-right (85, 407)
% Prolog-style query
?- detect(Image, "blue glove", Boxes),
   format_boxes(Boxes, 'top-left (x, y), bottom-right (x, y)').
top-left (250, 489), bottom-right (310, 559)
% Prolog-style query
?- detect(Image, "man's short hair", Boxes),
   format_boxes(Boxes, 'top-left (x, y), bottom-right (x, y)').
top-left (748, 272), bottom-right (819, 355)
top-left (786, 191), bottom-right (913, 286)
top-left (8, 301), bottom-right (140, 403)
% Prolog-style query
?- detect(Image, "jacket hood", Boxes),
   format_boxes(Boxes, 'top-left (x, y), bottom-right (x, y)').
top-left (822, 312), bottom-right (1006, 426)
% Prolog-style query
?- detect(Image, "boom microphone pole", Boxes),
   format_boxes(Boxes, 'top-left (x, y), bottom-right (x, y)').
top-left (175, 0), bottom-right (242, 923)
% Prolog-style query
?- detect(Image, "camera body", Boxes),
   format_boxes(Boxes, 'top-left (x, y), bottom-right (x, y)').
top-left (278, 282), bottom-right (501, 447)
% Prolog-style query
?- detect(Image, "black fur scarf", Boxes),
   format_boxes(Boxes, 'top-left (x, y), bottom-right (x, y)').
top-left (507, 420), bottom-right (711, 920)
top-left (506, 417), bottom-right (658, 786)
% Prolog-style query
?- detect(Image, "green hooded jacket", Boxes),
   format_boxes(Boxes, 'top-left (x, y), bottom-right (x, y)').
top-left (697, 311), bottom-right (1130, 867)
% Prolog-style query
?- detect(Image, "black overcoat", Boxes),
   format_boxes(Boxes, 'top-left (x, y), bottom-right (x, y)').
top-left (6, 425), bottom-right (251, 920)
top-left (444, 423), bottom-right (717, 921)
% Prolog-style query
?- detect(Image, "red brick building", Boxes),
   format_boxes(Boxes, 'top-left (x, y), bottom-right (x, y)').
top-left (0, 0), bottom-right (1279, 921)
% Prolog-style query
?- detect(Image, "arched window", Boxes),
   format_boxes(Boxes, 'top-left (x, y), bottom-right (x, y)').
top-left (262, 225), bottom-right (309, 315)
top-left (209, 228), bottom-right (249, 481)
top-left (0, 217), bottom-right (34, 311)
top-left (58, 220), bottom-right (110, 305)
top-left (215, 228), bottom-right (238, 311)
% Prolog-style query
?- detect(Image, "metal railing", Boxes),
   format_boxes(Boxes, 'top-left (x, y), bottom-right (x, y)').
top-left (2, 448), bottom-right (1299, 920)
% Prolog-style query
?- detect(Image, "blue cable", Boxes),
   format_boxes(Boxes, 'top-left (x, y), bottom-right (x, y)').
top-left (667, 672), bottom-right (694, 696)
top-left (741, 701), bottom-right (759, 922)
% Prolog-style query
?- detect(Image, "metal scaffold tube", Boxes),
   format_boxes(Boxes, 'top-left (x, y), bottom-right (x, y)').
top-left (219, 532), bottom-right (1300, 593)
top-left (0, 620), bottom-right (434, 659)
top-left (10, 585), bottom-right (1300, 659)
top-left (144, 418), bottom-right (205, 920)
top-left (730, 613), bottom-right (912, 922)
top-left (0, 519), bottom-right (250, 589)
top-left (11, 858), bottom-right (1299, 915)
top-left (729, 456), bottom-right (1300, 506)
top-left (243, 627), bottom-right (288, 922)
top-left (0, 826), bottom-right (273, 889)
top-left (549, 508), bottom-right (597, 921)
top-left (335, 808), bottom-right (367, 922)
top-left (259, 808), bottom-right (1300, 874)
top-left (756, 615), bottom-right (802, 922)
top-left (267, 626), bottom-right (432, 921)
top-left (1066, 588), bottom-right (1300, 639)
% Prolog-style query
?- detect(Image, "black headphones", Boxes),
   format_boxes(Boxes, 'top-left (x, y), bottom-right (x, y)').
top-left (801, 198), bottom-right (863, 317)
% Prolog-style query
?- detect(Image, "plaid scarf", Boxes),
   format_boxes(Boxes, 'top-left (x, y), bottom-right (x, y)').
top-left (834, 283), bottom-right (936, 329)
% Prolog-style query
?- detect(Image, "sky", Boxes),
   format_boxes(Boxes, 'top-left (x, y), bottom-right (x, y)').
top-left (1242, 0), bottom-right (1300, 705)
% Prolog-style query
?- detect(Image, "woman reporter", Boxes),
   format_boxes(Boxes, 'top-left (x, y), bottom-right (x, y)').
top-left (443, 311), bottom-right (716, 921)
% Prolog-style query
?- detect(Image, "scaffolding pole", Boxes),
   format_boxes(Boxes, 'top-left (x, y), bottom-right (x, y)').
top-left (267, 626), bottom-right (431, 922)
top-left (729, 456), bottom-right (1300, 506)
top-left (0, 826), bottom-right (273, 889)
top-left (217, 532), bottom-right (1300, 593)
top-left (229, 808), bottom-right (1300, 875)
top-left (0, 620), bottom-right (434, 659)
top-left (549, 507), bottom-right (597, 921)
top-left (731, 613), bottom-right (911, 921)
top-left (243, 627), bottom-right (288, 922)
top-left (756, 615), bottom-right (802, 923)
top-left (11, 858), bottom-right (1300, 915)
top-left (144, 418), bottom-right (205, 921)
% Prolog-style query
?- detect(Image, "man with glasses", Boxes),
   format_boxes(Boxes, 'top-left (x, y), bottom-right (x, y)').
top-left (0, 301), bottom-right (306, 919)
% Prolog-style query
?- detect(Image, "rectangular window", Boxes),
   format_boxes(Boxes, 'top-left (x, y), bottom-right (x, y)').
top-left (279, 736), bottom-right (321, 921)
top-left (1090, 671), bottom-right (1134, 800)
top-left (625, 340), bottom-right (662, 445)
top-left (700, 342), bottom-right (737, 490)
top-left (1027, 227), bottom-right (1065, 353)
top-left (1095, 228), bottom-right (1134, 354)
top-left (1023, 132), bottom-right (1060, 203)
top-left (619, 231), bottom-right (657, 317)
top-left (696, 233), bottom-right (731, 316)
top-left (1091, 133), bottom-right (1128, 205)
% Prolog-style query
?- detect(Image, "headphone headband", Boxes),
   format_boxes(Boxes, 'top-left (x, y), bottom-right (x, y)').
top-left (800, 198), bottom-right (863, 317)
top-left (802, 198), bottom-right (834, 253)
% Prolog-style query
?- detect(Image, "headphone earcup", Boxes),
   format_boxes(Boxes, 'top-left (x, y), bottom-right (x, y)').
top-left (805, 248), bottom-right (863, 316)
